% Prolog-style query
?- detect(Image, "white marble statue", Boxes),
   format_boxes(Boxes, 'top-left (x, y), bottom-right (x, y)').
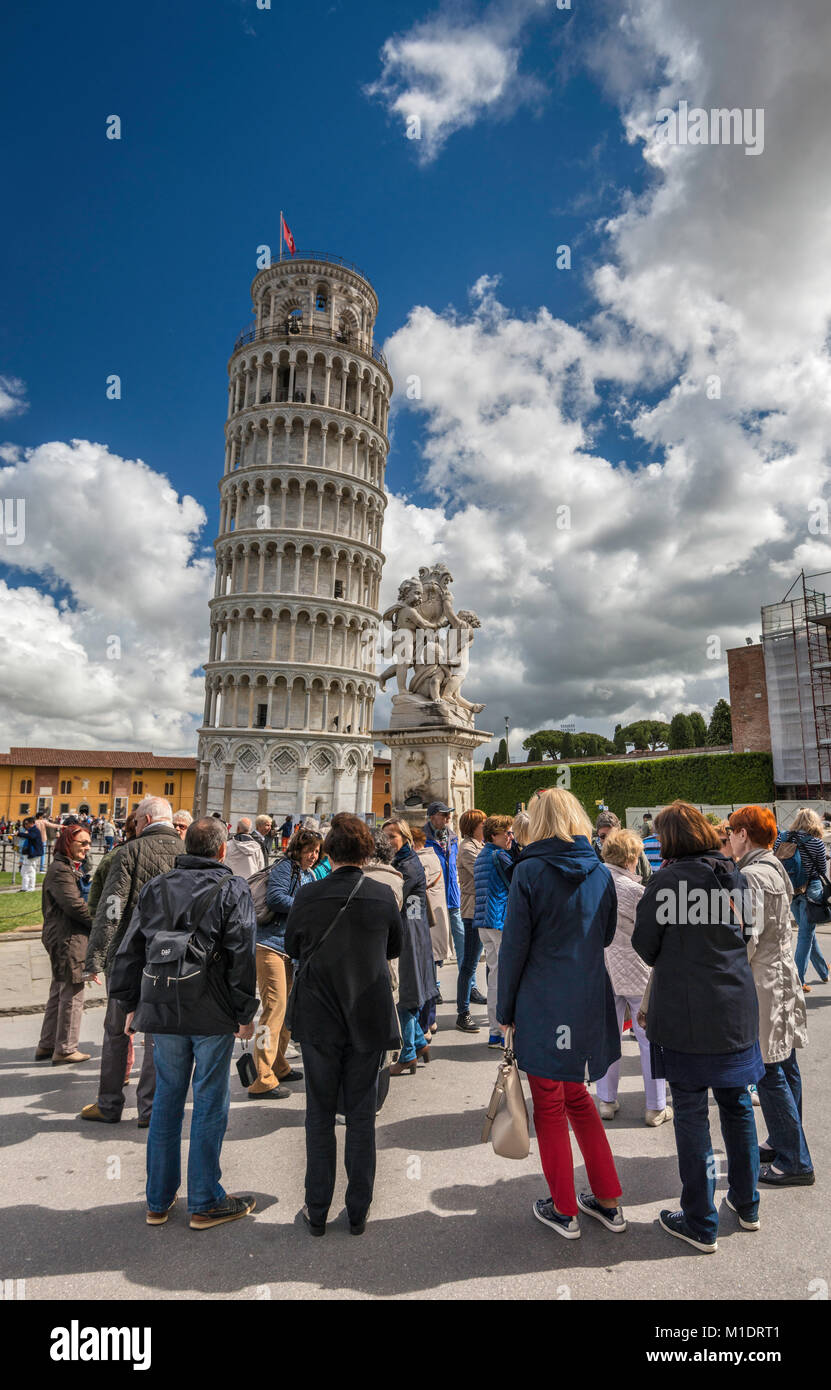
top-left (379, 564), bottom-right (484, 723)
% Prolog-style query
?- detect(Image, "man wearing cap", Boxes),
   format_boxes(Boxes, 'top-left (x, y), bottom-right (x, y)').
top-left (424, 801), bottom-right (466, 991)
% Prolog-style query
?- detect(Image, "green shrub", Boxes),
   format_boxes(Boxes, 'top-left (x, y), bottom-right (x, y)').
top-left (474, 751), bottom-right (774, 821)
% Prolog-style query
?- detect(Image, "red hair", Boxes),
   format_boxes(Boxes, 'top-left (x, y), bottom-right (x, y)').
top-left (56, 824), bottom-right (88, 859)
top-left (728, 805), bottom-right (777, 849)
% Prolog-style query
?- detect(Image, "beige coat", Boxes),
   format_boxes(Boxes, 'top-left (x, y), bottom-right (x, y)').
top-left (458, 835), bottom-right (482, 920)
top-left (415, 846), bottom-right (451, 961)
top-left (604, 863), bottom-right (650, 998)
top-left (364, 860), bottom-right (405, 1002)
top-left (739, 847), bottom-right (808, 1065)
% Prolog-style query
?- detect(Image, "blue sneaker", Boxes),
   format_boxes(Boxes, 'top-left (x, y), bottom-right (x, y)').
top-left (724, 1195), bottom-right (760, 1231)
top-left (658, 1209), bottom-right (717, 1252)
top-left (487, 1033), bottom-right (504, 1049)
top-left (532, 1198), bottom-right (581, 1239)
top-left (577, 1191), bottom-right (627, 1232)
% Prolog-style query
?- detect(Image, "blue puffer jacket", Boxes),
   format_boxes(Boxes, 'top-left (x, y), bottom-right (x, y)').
top-left (496, 835), bottom-right (620, 1083)
top-left (472, 840), bottom-right (513, 933)
top-left (424, 823), bottom-right (460, 911)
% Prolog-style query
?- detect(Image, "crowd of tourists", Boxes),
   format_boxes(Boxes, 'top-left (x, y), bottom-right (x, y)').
top-left (33, 789), bottom-right (824, 1251)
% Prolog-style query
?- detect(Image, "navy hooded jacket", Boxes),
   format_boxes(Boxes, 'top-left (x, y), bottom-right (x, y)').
top-left (496, 835), bottom-right (620, 1083)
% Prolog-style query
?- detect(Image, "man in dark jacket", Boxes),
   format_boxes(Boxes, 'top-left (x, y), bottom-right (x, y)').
top-left (108, 816), bottom-right (258, 1229)
top-left (81, 797), bottom-right (182, 1126)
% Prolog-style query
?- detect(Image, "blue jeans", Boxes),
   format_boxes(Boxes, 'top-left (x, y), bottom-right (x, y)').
top-left (671, 1084), bottom-right (760, 1242)
top-left (397, 1006), bottom-right (427, 1065)
top-left (147, 1033), bottom-right (235, 1214)
top-left (456, 917), bottom-right (482, 1012)
top-left (756, 1048), bottom-right (812, 1175)
top-left (792, 894), bottom-right (829, 982)
top-left (448, 907), bottom-right (465, 964)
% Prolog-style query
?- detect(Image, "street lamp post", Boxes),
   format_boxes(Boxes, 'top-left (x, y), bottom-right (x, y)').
top-left (504, 715), bottom-right (510, 766)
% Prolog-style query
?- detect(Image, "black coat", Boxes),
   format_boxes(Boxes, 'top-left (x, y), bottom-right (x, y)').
top-left (632, 852), bottom-right (759, 1054)
top-left (107, 856), bottom-right (258, 1035)
top-left (284, 866), bottom-right (402, 1051)
top-left (392, 845), bottom-right (435, 1012)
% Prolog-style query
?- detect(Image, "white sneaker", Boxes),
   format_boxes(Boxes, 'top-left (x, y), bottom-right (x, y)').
top-left (725, 1195), bottom-right (760, 1231)
top-left (598, 1100), bottom-right (619, 1120)
top-left (645, 1105), bottom-right (674, 1127)
top-left (285, 1043), bottom-right (300, 1059)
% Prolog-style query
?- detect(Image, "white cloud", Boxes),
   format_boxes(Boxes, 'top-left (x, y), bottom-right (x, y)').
top-left (381, 0), bottom-right (831, 760)
top-left (0, 440), bottom-right (213, 753)
top-left (366, 0), bottom-right (552, 162)
top-left (0, 376), bottom-right (28, 418)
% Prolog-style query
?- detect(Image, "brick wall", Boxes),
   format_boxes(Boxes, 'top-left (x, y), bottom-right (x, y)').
top-left (727, 643), bottom-right (771, 752)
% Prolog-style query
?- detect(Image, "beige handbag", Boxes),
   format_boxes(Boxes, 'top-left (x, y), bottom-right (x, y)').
top-left (481, 1026), bottom-right (530, 1159)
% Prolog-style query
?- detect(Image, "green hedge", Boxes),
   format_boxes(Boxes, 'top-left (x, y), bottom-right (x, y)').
top-left (473, 752), bottom-right (774, 821)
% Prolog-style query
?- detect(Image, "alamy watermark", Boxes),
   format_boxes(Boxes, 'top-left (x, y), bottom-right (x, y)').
top-left (656, 102), bottom-right (764, 156)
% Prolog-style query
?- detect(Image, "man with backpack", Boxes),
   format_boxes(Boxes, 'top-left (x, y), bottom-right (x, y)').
top-left (107, 816), bottom-right (258, 1229)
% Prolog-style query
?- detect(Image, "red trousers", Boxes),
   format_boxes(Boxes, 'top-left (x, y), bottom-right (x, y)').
top-left (527, 1074), bottom-right (621, 1217)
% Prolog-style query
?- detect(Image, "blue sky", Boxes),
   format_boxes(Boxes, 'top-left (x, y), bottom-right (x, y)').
top-left (0, 0), bottom-right (641, 519)
top-left (2, 0), bottom-right (829, 758)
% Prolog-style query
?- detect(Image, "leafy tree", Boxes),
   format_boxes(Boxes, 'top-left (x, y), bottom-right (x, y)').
top-left (617, 719), bottom-right (671, 752)
top-left (483, 756), bottom-right (492, 772)
top-left (689, 712), bottom-right (708, 746)
top-left (523, 730), bottom-right (563, 760)
top-left (526, 741), bottom-right (542, 763)
top-left (668, 713), bottom-right (694, 750)
top-left (613, 723), bottom-right (627, 754)
top-left (494, 738), bottom-right (509, 767)
top-left (708, 699), bottom-right (732, 745)
top-left (560, 732), bottom-right (576, 758)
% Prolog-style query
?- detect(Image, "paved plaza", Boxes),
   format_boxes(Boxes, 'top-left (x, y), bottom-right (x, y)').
top-left (1, 956), bottom-right (829, 1303)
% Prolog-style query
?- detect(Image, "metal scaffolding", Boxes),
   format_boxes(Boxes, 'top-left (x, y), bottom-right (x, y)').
top-left (761, 571), bottom-right (831, 797)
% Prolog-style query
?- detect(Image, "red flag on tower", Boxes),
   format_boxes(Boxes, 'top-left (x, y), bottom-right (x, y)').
top-left (280, 212), bottom-right (296, 257)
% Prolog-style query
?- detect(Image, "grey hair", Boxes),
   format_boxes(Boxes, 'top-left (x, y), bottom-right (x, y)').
top-left (185, 817), bottom-right (228, 859)
top-left (136, 796), bottom-right (173, 825)
top-left (236, 817), bottom-right (252, 832)
top-left (255, 815), bottom-right (272, 830)
top-left (372, 829), bottom-right (395, 864)
top-left (173, 809), bottom-right (193, 827)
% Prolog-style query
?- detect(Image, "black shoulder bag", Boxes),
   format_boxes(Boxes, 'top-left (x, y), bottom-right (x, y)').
top-left (285, 876), bottom-right (363, 1032)
top-left (799, 839), bottom-right (831, 924)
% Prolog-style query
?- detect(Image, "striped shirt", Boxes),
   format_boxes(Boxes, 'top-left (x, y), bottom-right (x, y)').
top-left (773, 831), bottom-right (826, 882)
top-left (642, 834), bottom-right (663, 871)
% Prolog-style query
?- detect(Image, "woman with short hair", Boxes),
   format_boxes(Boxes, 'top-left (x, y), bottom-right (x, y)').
top-left (776, 807), bottom-right (829, 990)
top-left (381, 820), bottom-right (435, 1074)
top-left (36, 823), bottom-right (94, 1064)
top-left (248, 827), bottom-right (322, 1098)
top-left (456, 808), bottom-right (487, 1029)
top-left (727, 806), bottom-right (813, 1187)
top-left (285, 814), bottom-right (401, 1235)
top-left (633, 801), bottom-right (763, 1252)
top-left (474, 814), bottom-right (515, 1048)
top-left (497, 789), bottom-right (625, 1240)
top-left (597, 829), bottom-right (671, 1126)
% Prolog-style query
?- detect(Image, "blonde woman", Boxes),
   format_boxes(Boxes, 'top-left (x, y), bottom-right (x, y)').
top-left (511, 811), bottom-right (531, 849)
top-left (775, 807), bottom-right (829, 989)
top-left (497, 788), bottom-right (625, 1239)
top-left (597, 829), bottom-right (671, 1126)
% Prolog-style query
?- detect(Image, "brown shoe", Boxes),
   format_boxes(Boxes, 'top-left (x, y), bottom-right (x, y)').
top-left (80, 1103), bottom-right (119, 1123)
top-left (146, 1195), bottom-right (178, 1225)
top-left (389, 1059), bottom-right (417, 1076)
top-left (189, 1194), bottom-right (256, 1230)
top-left (803, 983), bottom-right (812, 994)
top-left (34, 1048), bottom-right (54, 1061)
top-left (52, 1051), bottom-right (90, 1065)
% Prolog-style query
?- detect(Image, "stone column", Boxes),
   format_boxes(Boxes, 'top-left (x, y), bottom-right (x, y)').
top-left (295, 766), bottom-right (310, 817)
top-left (331, 766), bottom-right (345, 813)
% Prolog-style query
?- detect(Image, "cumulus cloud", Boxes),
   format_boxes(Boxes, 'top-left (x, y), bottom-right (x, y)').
top-left (365, 0), bottom-right (553, 162)
top-left (0, 375), bottom-right (28, 418)
top-left (381, 0), bottom-right (831, 760)
top-left (0, 440), bottom-right (213, 752)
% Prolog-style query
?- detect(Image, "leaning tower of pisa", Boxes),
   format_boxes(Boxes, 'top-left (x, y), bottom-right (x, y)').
top-left (195, 252), bottom-right (391, 823)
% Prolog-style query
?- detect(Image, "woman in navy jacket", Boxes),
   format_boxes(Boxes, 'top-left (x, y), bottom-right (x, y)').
top-left (497, 788), bottom-right (626, 1241)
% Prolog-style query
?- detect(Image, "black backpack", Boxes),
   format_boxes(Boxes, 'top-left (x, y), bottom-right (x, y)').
top-left (140, 877), bottom-right (226, 1007)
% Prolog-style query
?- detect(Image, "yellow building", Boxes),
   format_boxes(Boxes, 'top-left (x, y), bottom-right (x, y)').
top-left (0, 748), bottom-right (197, 822)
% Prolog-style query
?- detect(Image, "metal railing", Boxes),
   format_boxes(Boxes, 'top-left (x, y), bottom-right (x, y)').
top-left (233, 320), bottom-right (388, 370)
top-left (258, 250), bottom-right (372, 281)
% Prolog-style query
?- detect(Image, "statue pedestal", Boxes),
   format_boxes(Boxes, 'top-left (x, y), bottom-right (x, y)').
top-left (375, 700), bottom-right (492, 829)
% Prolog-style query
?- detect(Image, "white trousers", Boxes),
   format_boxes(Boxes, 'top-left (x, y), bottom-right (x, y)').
top-left (20, 858), bottom-right (37, 891)
top-left (478, 927), bottom-right (503, 1034)
top-left (596, 992), bottom-right (666, 1112)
